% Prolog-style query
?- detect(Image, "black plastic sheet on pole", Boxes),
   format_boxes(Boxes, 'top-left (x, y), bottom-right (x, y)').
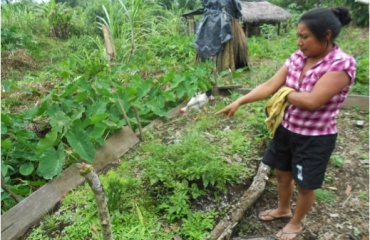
top-left (194, 0), bottom-right (242, 61)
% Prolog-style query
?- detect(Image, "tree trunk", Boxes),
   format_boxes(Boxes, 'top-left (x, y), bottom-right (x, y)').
top-left (77, 163), bottom-right (113, 240)
top-left (209, 162), bottom-right (271, 240)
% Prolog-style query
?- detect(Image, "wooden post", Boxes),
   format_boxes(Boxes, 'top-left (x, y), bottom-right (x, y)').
top-left (77, 163), bottom-right (112, 240)
top-left (117, 99), bottom-right (132, 130)
top-left (102, 25), bottom-right (116, 67)
top-left (133, 106), bottom-right (143, 140)
top-left (188, 15), bottom-right (195, 35)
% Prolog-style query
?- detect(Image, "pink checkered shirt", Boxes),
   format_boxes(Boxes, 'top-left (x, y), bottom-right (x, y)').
top-left (282, 45), bottom-right (356, 136)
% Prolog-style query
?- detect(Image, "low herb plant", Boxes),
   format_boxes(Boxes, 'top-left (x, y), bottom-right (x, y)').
top-left (25, 98), bottom-right (263, 239)
top-left (315, 189), bottom-right (336, 204)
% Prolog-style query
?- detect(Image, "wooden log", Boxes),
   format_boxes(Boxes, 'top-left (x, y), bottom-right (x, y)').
top-left (1, 127), bottom-right (139, 240)
top-left (209, 162), bottom-right (271, 240)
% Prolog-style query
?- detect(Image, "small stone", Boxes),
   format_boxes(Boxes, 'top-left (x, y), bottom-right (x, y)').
top-left (329, 213), bottom-right (339, 218)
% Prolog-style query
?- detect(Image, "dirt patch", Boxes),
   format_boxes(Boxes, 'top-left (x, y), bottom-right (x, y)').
top-left (233, 109), bottom-right (369, 240)
top-left (1, 49), bottom-right (37, 79)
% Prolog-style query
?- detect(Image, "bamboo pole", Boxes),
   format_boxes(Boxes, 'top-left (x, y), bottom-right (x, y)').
top-left (77, 163), bottom-right (112, 240)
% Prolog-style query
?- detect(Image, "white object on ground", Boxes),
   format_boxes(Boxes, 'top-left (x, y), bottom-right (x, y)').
top-left (180, 92), bottom-right (214, 113)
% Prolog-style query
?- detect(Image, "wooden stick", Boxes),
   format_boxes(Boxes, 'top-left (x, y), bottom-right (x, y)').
top-left (209, 162), bottom-right (271, 240)
top-left (77, 163), bottom-right (112, 240)
top-left (133, 106), bottom-right (143, 140)
top-left (117, 99), bottom-right (132, 130)
top-left (1, 173), bottom-right (21, 203)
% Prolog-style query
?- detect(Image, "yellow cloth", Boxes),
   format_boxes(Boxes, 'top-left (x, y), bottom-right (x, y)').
top-left (265, 87), bottom-right (295, 138)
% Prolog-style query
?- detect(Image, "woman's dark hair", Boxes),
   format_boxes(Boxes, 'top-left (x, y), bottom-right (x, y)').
top-left (298, 7), bottom-right (351, 42)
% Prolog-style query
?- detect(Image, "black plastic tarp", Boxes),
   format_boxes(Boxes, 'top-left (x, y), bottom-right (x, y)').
top-left (194, 0), bottom-right (242, 60)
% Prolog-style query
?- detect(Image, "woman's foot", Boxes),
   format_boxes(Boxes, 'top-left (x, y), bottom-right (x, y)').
top-left (276, 223), bottom-right (303, 240)
top-left (258, 209), bottom-right (293, 222)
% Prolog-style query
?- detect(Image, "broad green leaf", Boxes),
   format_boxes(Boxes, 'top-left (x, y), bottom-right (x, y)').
top-left (49, 110), bottom-right (71, 133)
top-left (36, 128), bottom-right (58, 158)
top-left (86, 100), bottom-right (108, 116)
top-left (75, 91), bottom-right (88, 102)
top-left (1, 113), bottom-right (11, 124)
top-left (1, 139), bottom-right (12, 150)
top-left (19, 162), bottom-right (34, 176)
top-left (89, 113), bottom-right (109, 124)
top-left (90, 122), bottom-right (107, 145)
top-left (23, 107), bottom-right (39, 120)
top-left (60, 84), bottom-right (78, 98)
top-left (70, 107), bottom-right (84, 122)
top-left (66, 129), bottom-right (95, 162)
top-left (1, 123), bottom-right (8, 135)
top-left (37, 144), bottom-right (65, 180)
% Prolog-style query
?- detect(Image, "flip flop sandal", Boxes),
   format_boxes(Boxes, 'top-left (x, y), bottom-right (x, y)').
top-left (276, 227), bottom-right (304, 240)
top-left (258, 210), bottom-right (293, 222)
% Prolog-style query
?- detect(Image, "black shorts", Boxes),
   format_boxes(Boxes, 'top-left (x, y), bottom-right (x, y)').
top-left (262, 126), bottom-right (337, 190)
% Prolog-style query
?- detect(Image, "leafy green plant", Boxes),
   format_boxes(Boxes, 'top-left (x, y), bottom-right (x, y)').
top-left (315, 189), bottom-right (336, 204)
top-left (330, 155), bottom-right (344, 168)
top-left (180, 210), bottom-right (216, 240)
top-left (354, 56), bottom-right (369, 85)
top-left (33, 0), bottom-right (74, 38)
top-left (1, 27), bottom-right (38, 51)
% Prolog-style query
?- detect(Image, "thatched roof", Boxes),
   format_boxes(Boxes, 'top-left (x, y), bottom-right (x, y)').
top-left (239, 1), bottom-right (291, 23)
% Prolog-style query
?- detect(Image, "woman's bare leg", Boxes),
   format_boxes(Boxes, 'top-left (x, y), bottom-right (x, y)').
top-left (276, 185), bottom-right (315, 240)
top-left (259, 169), bottom-right (294, 220)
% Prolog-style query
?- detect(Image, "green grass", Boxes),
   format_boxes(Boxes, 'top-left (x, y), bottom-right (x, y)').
top-left (315, 189), bottom-right (336, 204)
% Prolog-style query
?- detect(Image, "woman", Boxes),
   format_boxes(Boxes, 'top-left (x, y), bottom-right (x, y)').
top-left (215, 7), bottom-right (356, 240)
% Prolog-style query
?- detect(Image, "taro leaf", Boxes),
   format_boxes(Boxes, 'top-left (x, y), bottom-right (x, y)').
top-left (1, 113), bottom-right (11, 124)
top-left (1, 139), bottom-right (12, 150)
top-left (86, 100), bottom-right (108, 116)
top-left (19, 162), bottom-right (34, 176)
top-left (70, 107), bottom-right (84, 122)
top-left (147, 98), bottom-right (168, 117)
top-left (89, 113), bottom-right (109, 124)
top-left (37, 144), bottom-right (65, 180)
top-left (90, 122), bottom-right (107, 145)
top-left (66, 128), bottom-right (95, 162)
top-left (49, 109), bottom-right (71, 134)
top-left (75, 91), bottom-right (88, 102)
top-left (0, 122), bottom-right (7, 135)
top-left (23, 106), bottom-right (39, 120)
top-left (1, 191), bottom-right (10, 201)
top-left (36, 128), bottom-right (58, 158)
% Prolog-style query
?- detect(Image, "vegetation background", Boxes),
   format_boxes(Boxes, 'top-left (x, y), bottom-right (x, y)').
top-left (1, 0), bottom-right (368, 239)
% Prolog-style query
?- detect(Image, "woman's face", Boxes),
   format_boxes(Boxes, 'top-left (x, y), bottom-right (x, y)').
top-left (296, 22), bottom-right (328, 58)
